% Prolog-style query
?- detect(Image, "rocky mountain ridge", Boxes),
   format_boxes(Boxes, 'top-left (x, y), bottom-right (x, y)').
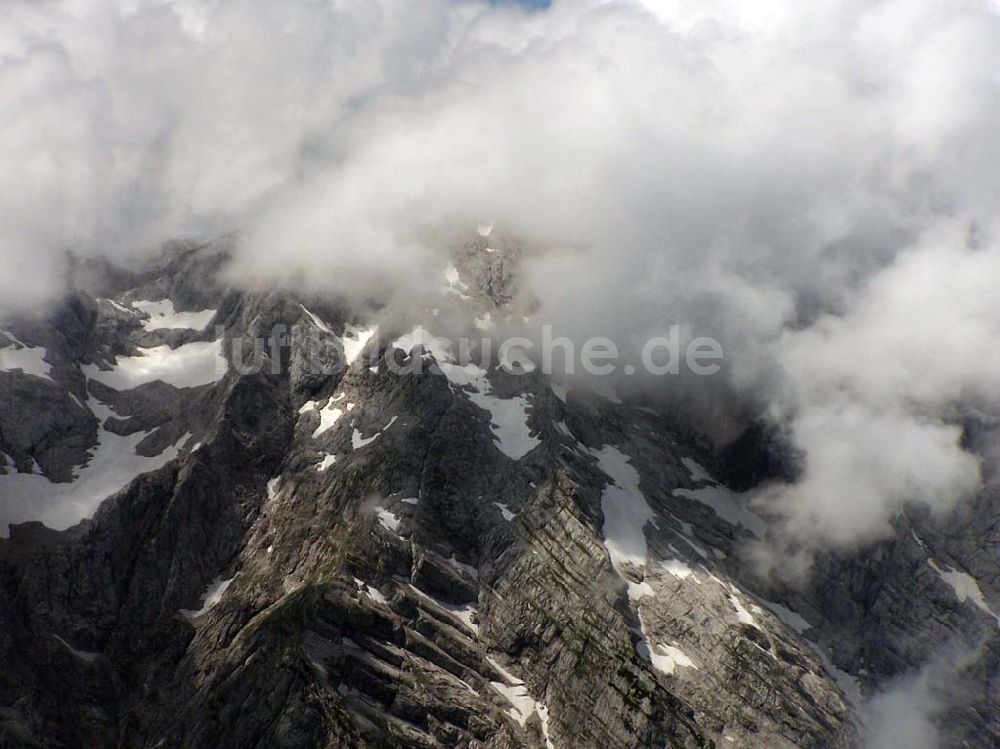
top-left (0, 236), bottom-right (996, 748)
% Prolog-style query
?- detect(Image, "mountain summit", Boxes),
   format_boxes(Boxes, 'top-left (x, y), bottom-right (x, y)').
top-left (0, 238), bottom-right (996, 748)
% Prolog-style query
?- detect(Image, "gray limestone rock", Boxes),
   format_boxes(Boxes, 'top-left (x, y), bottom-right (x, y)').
top-left (0, 237), bottom-right (995, 749)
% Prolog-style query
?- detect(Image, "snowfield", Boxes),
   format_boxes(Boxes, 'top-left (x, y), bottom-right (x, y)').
top-left (0, 397), bottom-right (185, 536)
top-left (592, 445), bottom-right (653, 570)
top-left (927, 558), bottom-right (1000, 626)
top-left (0, 331), bottom-right (53, 381)
top-left (675, 458), bottom-right (767, 536)
top-left (393, 326), bottom-right (539, 460)
top-left (82, 339), bottom-right (227, 390)
top-left (133, 299), bottom-right (217, 331)
top-left (180, 575), bottom-right (236, 618)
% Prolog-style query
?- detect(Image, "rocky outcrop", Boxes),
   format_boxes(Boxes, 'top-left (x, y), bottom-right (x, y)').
top-left (0, 238), bottom-right (996, 748)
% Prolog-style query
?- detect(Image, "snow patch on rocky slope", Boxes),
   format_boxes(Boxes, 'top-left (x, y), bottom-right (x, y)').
top-left (0, 331), bottom-right (53, 381)
top-left (133, 299), bottom-right (216, 331)
top-left (83, 340), bottom-right (227, 389)
top-left (393, 326), bottom-right (539, 459)
top-left (0, 397), bottom-right (185, 535)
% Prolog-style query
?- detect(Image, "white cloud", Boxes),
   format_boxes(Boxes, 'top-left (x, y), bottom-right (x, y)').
top-left (2, 0), bottom-right (1000, 559)
top-left (861, 644), bottom-right (981, 749)
top-left (863, 672), bottom-right (941, 749)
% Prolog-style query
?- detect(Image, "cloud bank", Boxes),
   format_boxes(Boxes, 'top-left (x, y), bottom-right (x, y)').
top-left (861, 642), bottom-right (983, 749)
top-left (3, 0), bottom-right (1000, 561)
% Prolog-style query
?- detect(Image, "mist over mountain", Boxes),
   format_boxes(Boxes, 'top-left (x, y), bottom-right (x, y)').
top-left (1, 1), bottom-right (999, 748)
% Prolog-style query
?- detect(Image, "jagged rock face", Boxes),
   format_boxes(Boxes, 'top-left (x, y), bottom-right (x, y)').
top-left (0, 240), bottom-right (996, 748)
